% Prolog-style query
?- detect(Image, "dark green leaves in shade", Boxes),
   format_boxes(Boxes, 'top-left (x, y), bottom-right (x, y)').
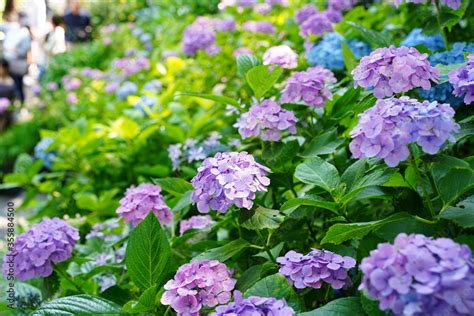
top-left (194, 239), bottom-right (250, 262)
top-left (440, 196), bottom-right (474, 228)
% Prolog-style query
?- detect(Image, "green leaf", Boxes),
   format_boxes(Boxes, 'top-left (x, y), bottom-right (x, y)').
top-left (301, 129), bottom-right (345, 157)
top-left (239, 206), bottom-right (284, 230)
top-left (123, 285), bottom-right (158, 313)
top-left (432, 158), bottom-right (474, 207)
top-left (32, 295), bottom-right (122, 315)
top-left (360, 292), bottom-right (385, 316)
top-left (295, 157), bottom-right (340, 193)
top-left (236, 265), bottom-right (264, 292)
top-left (298, 297), bottom-right (365, 316)
top-left (435, 63), bottom-right (463, 83)
top-left (383, 172), bottom-right (410, 188)
top-left (245, 274), bottom-right (302, 312)
top-left (195, 239), bottom-right (250, 262)
top-left (237, 54), bottom-right (262, 77)
top-left (152, 177), bottom-right (193, 196)
top-left (341, 41), bottom-right (358, 72)
top-left (178, 91), bottom-right (240, 107)
top-left (321, 213), bottom-right (410, 245)
top-left (341, 166), bottom-right (392, 204)
top-left (281, 196), bottom-right (338, 215)
top-left (347, 21), bottom-right (391, 47)
top-left (440, 196), bottom-right (474, 228)
top-left (261, 140), bottom-right (299, 172)
top-left (254, 242), bottom-right (284, 260)
top-left (327, 87), bottom-right (361, 120)
top-left (125, 213), bottom-right (170, 290)
top-left (246, 65), bottom-right (283, 99)
top-left (110, 117), bottom-right (140, 139)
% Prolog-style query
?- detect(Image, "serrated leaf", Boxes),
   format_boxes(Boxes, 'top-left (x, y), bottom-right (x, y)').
top-left (178, 91), bottom-right (240, 107)
top-left (281, 196), bottom-right (338, 215)
top-left (245, 274), bottom-right (302, 312)
top-left (301, 129), bottom-right (345, 157)
top-left (125, 213), bottom-right (170, 290)
top-left (246, 65), bottom-right (282, 99)
top-left (298, 297), bottom-right (365, 316)
top-left (237, 54), bottom-right (262, 77)
top-left (239, 206), bottom-right (284, 230)
top-left (152, 177), bottom-right (193, 196)
top-left (262, 140), bottom-right (299, 172)
top-left (440, 196), bottom-right (474, 228)
top-left (295, 157), bottom-right (340, 193)
top-left (32, 295), bottom-right (122, 315)
top-left (194, 239), bottom-right (250, 262)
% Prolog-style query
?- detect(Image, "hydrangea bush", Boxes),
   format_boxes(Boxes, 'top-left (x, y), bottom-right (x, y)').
top-left (1, 0), bottom-right (473, 315)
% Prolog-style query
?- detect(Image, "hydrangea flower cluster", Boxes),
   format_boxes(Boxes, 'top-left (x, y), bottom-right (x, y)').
top-left (86, 219), bottom-right (123, 242)
top-left (179, 215), bottom-right (214, 235)
top-left (263, 45), bottom-right (298, 69)
top-left (61, 76), bottom-right (81, 91)
top-left (82, 67), bottom-right (104, 80)
top-left (191, 151), bottom-right (270, 213)
top-left (233, 47), bottom-right (253, 57)
top-left (448, 54), bottom-right (474, 104)
top-left (143, 79), bottom-right (162, 93)
top-left (116, 183), bottom-right (173, 225)
top-left (47, 82), bottom-right (58, 91)
top-left (360, 233), bottom-right (474, 315)
top-left (218, 0), bottom-right (256, 10)
top-left (328, 0), bottom-right (357, 12)
top-left (277, 249), bottom-right (356, 290)
top-left (182, 17), bottom-right (219, 56)
top-left (295, 4), bottom-right (318, 24)
top-left (117, 81), bottom-right (137, 100)
top-left (419, 82), bottom-right (463, 108)
top-left (2, 217), bottom-right (79, 281)
top-left (234, 100), bottom-right (298, 141)
top-left (242, 21), bottom-right (276, 34)
top-left (393, 0), bottom-right (461, 10)
top-left (67, 92), bottom-right (78, 105)
top-left (161, 260), bottom-right (236, 315)
top-left (307, 32), bottom-right (371, 70)
top-left (0, 97), bottom-right (11, 114)
top-left (352, 46), bottom-right (439, 98)
top-left (349, 97), bottom-right (459, 167)
top-left (212, 291), bottom-right (295, 316)
top-left (299, 12), bottom-right (333, 38)
top-left (281, 66), bottom-right (337, 107)
top-left (133, 95), bottom-right (157, 114)
top-left (429, 42), bottom-right (474, 66)
top-left (401, 28), bottom-right (445, 52)
top-left (34, 137), bottom-right (56, 169)
top-left (168, 133), bottom-right (239, 171)
top-left (112, 56), bottom-right (150, 76)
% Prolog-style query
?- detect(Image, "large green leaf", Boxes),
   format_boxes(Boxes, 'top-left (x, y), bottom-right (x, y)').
top-left (262, 140), bottom-right (299, 172)
top-left (246, 65), bottom-right (283, 99)
top-left (298, 297), bottom-right (365, 316)
top-left (125, 213), bottom-right (170, 289)
top-left (295, 157), bottom-right (340, 193)
top-left (32, 295), bottom-right (122, 315)
top-left (123, 285), bottom-right (158, 313)
top-left (341, 41), bottom-right (358, 72)
top-left (321, 213), bottom-right (410, 245)
top-left (237, 54), bottom-right (262, 77)
top-left (239, 206), bottom-right (284, 230)
top-left (341, 167), bottom-right (392, 204)
top-left (440, 196), bottom-right (474, 228)
top-left (153, 177), bottom-right (193, 196)
top-left (245, 274), bottom-right (302, 312)
top-left (347, 21), bottom-right (391, 47)
top-left (281, 196), bottom-right (338, 215)
top-left (194, 239), bottom-right (250, 262)
top-left (327, 87), bottom-right (361, 120)
top-left (301, 129), bottom-right (345, 157)
top-left (178, 91), bottom-right (240, 107)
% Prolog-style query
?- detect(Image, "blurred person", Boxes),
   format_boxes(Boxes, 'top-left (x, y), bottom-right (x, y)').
top-left (44, 15), bottom-right (66, 65)
top-left (0, 59), bottom-right (15, 131)
top-left (1, 2), bottom-right (32, 104)
top-left (63, 0), bottom-right (91, 48)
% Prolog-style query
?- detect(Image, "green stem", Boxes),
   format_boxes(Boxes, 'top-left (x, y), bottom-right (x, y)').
top-left (434, 0), bottom-right (449, 49)
top-left (164, 305), bottom-right (171, 316)
top-left (409, 146), bottom-right (436, 219)
top-left (55, 265), bottom-right (84, 293)
top-left (256, 230), bottom-right (276, 262)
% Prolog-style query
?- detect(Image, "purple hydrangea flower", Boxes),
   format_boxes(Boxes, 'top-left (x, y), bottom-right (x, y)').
top-left (116, 183), bottom-right (173, 225)
top-left (448, 54), bottom-right (474, 105)
top-left (263, 45), bottom-right (298, 69)
top-left (117, 81), bottom-right (137, 100)
top-left (0, 97), bottom-right (10, 114)
top-left (233, 47), bottom-right (253, 57)
top-left (212, 291), bottom-right (295, 315)
top-left (62, 76), bottom-right (81, 91)
top-left (47, 82), bottom-right (58, 91)
top-left (179, 215), bottom-right (214, 235)
top-left (86, 219), bottom-right (122, 242)
top-left (329, 0), bottom-right (357, 11)
top-left (324, 9), bottom-right (343, 23)
top-left (352, 46), bottom-right (439, 98)
top-left (82, 67), bottom-right (104, 79)
top-left (2, 217), bottom-right (79, 281)
top-left (105, 82), bottom-right (119, 93)
top-left (182, 18), bottom-right (219, 56)
top-left (349, 97), bottom-right (459, 167)
top-left (191, 152), bottom-right (271, 213)
top-left (112, 56), bottom-right (150, 76)
top-left (277, 249), bottom-right (356, 290)
top-left (360, 233), bottom-right (474, 315)
top-left (295, 5), bottom-right (318, 25)
top-left (242, 21), bottom-right (276, 34)
top-left (281, 66), bottom-right (337, 107)
top-left (234, 100), bottom-right (298, 141)
top-left (300, 13), bottom-right (333, 38)
top-left (214, 19), bottom-right (236, 32)
top-left (254, 3), bottom-right (272, 14)
top-left (67, 92), bottom-right (78, 105)
top-left (161, 259), bottom-right (236, 315)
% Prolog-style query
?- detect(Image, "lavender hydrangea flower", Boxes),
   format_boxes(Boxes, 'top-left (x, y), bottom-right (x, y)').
top-left (352, 46), bottom-right (439, 98)
top-left (300, 13), bottom-right (333, 38)
top-left (67, 92), bottom-right (78, 105)
top-left (448, 54), bottom-right (474, 104)
top-left (242, 21), bottom-right (276, 34)
top-left (133, 95), bottom-right (157, 114)
top-left (161, 259), bottom-right (236, 315)
top-left (182, 18), bottom-right (219, 56)
top-left (62, 76), bottom-right (81, 91)
top-left (281, 66), bottom-right (336, 107)
top-left (233, 47), bottom-right (253, 57)
top-left (328, 0), bottom-right (357, 11)
top-left (295, 5), bottom-right (318, 25)
top-left (86, 219), bottom-right (122, 242)
top-left (191, 152), bottom-right (270, 213)
top-left (82, 67), bottom-right (104, 80)
top-left (179, 215), bottom-right (214, 235)
top-left (117, 81), bottom-right (137, 100)
top-left (0, 98), bottom-right (10, 114)
top-left (234, 100), bottom-right (297, 141)
top-left (401, 28), bottom-right (445, 52)
top-left (277, 249), bottom-right (356, 290)
top-left (2, 217), bottom-right (79, 281)
top-left (112, 56), bottom-right (150, 76)
top-left (324, 9), bottom-right (343, 23)
top-left (254, 3), bottom-right (272, 14)
top-left (360, 233), bottom-right (474, 315)
top-left (143, 79), bottom-right (162, 93)
top-left (349, 97), bottom-right (459, 167)
top-left (212, 291), bottom-right (295, 315)
top-left (263, 45), bottom-right (298, 69)
top-left (116, 183), bottom-right (172, 225)
top-left (47, 82), bottom-right (58, 91)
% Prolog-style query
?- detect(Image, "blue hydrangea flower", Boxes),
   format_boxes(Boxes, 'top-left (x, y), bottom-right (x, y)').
top-left (34, 137), bottom-right (56, 169)
top-left (133, 95), bottom-right (157, 114)
top-left (307, 32), bottom-right (371, 71)
top-left (117, 81), bottom-right (137, 100)
top-left (429, 42), bottom-right (474, 66)
top-left (401, 28), bottom-right (445, 52)
top-left (418, 82), bottom-right (463, 108)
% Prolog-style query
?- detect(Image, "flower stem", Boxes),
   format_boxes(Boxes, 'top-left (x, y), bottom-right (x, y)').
top-left (54, 265), bottom-right (84, 293)
top-left (434, 0), bottom-right (449, 49)
top-left (409, 146), bottom-right (436, 219)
